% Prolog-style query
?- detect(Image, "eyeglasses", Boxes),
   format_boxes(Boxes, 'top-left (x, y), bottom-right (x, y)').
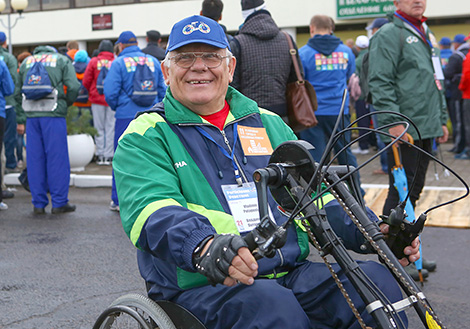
top-left (169, 52), bottom-right (230, 69)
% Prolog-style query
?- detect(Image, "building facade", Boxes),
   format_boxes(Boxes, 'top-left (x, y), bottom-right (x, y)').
top-left (1, 0), bottom-right (469, 56)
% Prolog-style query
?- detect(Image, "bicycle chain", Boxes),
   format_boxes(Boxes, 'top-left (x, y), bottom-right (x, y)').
top-left (323, 179), bottom-right (446, 329)
top-left (304, 224), bottom-right (368, 329)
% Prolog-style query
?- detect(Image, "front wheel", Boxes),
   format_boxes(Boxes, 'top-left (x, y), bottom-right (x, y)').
top-left (93, 293), bottom-right (177, 329)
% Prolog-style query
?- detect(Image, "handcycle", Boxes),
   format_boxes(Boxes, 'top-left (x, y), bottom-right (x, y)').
top-left (94, 98), bottom-right (467, 328)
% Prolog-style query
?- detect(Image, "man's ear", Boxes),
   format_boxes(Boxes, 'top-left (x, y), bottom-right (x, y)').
top-left (227, 56), bottom-right (237, 83)
top-left (309, 25), bottom-right (315, 37)
top-left (161, 61), bottom-right (170, 85)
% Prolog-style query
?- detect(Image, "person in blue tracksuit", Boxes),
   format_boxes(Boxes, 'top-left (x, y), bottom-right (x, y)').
top-left (114, 15), bottom-right (420, 329)
top-left (298, 15), bottom-right (363, 191)
top-left (0, 59), bottom-right (15, 210)
top-left (103, 30), bottom-right (166, 211)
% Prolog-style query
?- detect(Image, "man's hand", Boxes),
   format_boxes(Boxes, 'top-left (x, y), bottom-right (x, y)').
top-left (380, 224), bottom-right (421, 267)
top-left (193, 234), bottom-right (258, 286)
top-left (436, 125), bottom-right (449, 144)
top-left (388, 125), bottom-right (408, 144)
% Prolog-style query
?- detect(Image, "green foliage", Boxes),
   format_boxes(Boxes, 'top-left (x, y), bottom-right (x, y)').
top-left (66, 106), bottom-right (98, 136)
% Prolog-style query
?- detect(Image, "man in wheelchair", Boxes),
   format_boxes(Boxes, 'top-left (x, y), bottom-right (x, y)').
top-left (113, 15), bottom-right (420, 329)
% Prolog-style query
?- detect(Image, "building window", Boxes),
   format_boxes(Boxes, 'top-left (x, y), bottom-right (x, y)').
top-left (104, 0), bottom-right (135, 4)
top-left (75, 0), bottom-right (105, 7)
top-left (42, 0), bottom-right (70, 10)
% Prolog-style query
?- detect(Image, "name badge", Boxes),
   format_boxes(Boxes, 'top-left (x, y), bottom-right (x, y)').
top-left (432, 56), bottom-right (444, 80)
top-left (222, 182), bottom-right (273, 233)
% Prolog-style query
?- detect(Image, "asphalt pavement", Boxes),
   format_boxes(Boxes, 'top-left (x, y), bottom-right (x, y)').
top-left (0, 141), bottom-right (468, 328)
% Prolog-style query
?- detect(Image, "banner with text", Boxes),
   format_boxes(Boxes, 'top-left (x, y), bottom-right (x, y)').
top-left (337, 0), bottom-right (395, 19)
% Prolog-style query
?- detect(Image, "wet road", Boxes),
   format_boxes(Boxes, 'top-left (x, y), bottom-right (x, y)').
top-left (0, 187), bottom-right (468, 328)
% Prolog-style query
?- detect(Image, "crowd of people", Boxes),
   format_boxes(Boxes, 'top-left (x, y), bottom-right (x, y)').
top-left (1, 0), bottom-right (469, 327)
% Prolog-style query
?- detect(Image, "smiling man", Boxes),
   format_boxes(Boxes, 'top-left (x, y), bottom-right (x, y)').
top-left (368, 0), bottom-right (448, 278)
top-left (113, 15), bottom-right (418, 329)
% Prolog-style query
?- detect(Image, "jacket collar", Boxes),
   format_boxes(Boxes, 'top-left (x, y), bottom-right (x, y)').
top-left (119, 45), bottom-right (141, 57)
top-left (163, 86), bottom-right (259, 125)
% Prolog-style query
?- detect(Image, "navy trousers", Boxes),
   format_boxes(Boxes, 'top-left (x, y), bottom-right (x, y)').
top-left (26, 117), bottom-right (70, 208)
top-left (112, 117), bottom-right (133, 205)
top-left (173, 261), bottom-right (407, 329)
top-left (4, 107), bottom-right (17, 169)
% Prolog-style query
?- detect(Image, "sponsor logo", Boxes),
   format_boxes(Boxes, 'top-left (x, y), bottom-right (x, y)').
top-left (174, 161), bottom-right (187, 169)
top-left (182, 21), bottom-right (210, 35)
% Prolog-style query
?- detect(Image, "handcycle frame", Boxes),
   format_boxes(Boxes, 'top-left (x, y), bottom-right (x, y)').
top-left (244, 140), bottom-right (444, 329)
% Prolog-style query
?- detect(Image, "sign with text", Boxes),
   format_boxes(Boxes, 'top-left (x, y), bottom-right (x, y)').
top-left (337, 0), bottom-right (395, 19)
top-left (92, 13), bottom-right (113, 31)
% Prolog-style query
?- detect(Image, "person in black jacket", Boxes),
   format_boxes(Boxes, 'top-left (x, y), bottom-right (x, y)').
top-left (141, 30), bottom-right (165, 62)
top-left (444, 35), bottom-right (470, 156)
top-left (229, 0), bottom-right (298, 120)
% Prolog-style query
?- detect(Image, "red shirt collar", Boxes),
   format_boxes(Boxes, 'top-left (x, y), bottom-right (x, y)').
top-left (200, 100), bottom-right (230, 130)
top-left (396, 10), bottom-right (428, 28)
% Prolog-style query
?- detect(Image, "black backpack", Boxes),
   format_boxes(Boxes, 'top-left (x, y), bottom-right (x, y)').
top-left (22, 56), bottom-right (54, 100)
top-left (129, 56), bottom-right (158, 107)
top-left (96, 59), bottom-right (110, 95)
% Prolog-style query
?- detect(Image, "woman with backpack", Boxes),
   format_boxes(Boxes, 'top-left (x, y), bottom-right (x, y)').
top-left (83, 40), bottom-right (115, 166)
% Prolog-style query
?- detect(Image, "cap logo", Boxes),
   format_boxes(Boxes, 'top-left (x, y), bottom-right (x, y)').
top-left (182, 21), bottom-right (211, 35)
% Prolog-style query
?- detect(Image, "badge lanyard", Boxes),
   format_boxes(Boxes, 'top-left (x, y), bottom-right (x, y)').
top-left (196, 123), bottom-right (243, 186)
top-left (394, 12), bottom-right (433, 49)
top-left (394, 12), bottom-right (444, 87)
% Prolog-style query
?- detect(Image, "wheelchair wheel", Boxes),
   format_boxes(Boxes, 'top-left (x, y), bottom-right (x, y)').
top-left (93, 293), bottom-right (177, 329)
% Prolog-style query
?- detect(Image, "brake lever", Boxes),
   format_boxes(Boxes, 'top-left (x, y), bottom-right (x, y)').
top-left (380, 205), bottom-right (426, 259)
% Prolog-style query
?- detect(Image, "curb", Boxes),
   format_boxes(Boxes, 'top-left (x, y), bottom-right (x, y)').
top-left (4, 173), bottom-right (112, 188)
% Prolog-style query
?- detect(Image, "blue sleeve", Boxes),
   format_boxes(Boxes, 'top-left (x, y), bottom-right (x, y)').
top-left (346, 47), bottom-right (356, 80)
top-left (138, 206), bottom-right (216, 271)
top-left (1, 61), bottom-right (14, 97)
top-left (103, 60), bottom-right (122, 110)
top-left (324, 199), bottom-right (378, 253)
top-left (153, 60), bottom-right (166, 103)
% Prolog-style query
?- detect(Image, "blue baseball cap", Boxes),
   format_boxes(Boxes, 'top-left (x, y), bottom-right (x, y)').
top-left (453, 34), bottom-right (466, 44)
top-left (366, 18), bottom-right (388, 31)
top-left (0, 32), bottom-right (6, 44)
top-left (439, 37), bottom-right (451, 46)
top-left (116, 31), bottom-right (137, 45)
top-left (166, 15), bottom-right (230, 54)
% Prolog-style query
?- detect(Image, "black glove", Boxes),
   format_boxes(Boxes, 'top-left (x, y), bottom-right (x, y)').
top-left (193, 233), bottom-right (248, 285)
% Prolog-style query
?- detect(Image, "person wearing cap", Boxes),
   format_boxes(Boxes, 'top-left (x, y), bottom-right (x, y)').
top-left (104, 30), bottom-right (166, 212)
top-left (366, 17), bottom-right (389, 35)
top-left (368, 0), bottom-right (448, 276)
top-left (229, 0), bottom-right (300, 120)
top-left (16, 45), bottom-right (81, 214)
top-left (142, 30), bottom-right (165, 62)
top-left (83, 40), bottom-right (116, 166)
top-left (113, 14), bottom-right (417, 329)
top-left (352, 35), bottom-right (375, 156)
top-left (0, 31), bottom-right (20, 200)
top-left (298, 15), bottom-right (363, 192)
top-left (444, 33), bottom-right (469, 156)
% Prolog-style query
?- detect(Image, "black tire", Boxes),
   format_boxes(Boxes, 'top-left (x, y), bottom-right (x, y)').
top-left (94, 293), bottom-right (177, 329)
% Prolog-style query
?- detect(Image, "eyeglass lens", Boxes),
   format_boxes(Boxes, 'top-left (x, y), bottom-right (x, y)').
top-left (174, 53), bottom-right (224, 68)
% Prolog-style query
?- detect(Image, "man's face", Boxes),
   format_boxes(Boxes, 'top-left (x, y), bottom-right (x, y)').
top-left (161, 43), bottom-right (236, 116)
top-left (394, 0), bottom-right (427, 19)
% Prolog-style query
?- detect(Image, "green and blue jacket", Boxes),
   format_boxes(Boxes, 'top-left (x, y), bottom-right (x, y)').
top-left (114, 86), bottom-right (374, 300)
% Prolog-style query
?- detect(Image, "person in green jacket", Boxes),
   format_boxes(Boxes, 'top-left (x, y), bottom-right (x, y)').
top-left (16, 45), bottom-right (80, 214)
top-left (368, 0), bottom-right (448, 275)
